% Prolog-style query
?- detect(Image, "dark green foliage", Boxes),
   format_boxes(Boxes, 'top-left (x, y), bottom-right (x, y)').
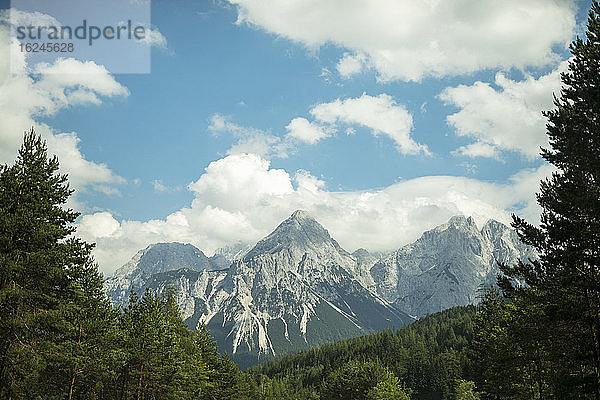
top-left (474, 2), bottom-right (600, 399)
top-left (113, 287), bottom-right (245, 400)
top-left (320, 360), bottom-right (410, 400)
top-left (0, 130), bottom-right (244, 399)
top-left (115, 288), bottom-right (207, 399)
top-left (253, 306), bottom-right (476, 400)
top-left (472, 288), bottom-right (552, 399)
top-left (0, 129), bottom-right (118, 399)
top-left (451, 380), bottom-right (479, 400)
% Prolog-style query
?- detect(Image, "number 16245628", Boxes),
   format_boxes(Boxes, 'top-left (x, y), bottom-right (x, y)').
top-left (20, 42), bottom-right (74, 52)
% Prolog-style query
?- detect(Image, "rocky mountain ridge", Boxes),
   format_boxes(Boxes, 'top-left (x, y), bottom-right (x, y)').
top-left (105, 211), bottom-right (533, 367)
top-left (371, 215), bottom-right (535, 317)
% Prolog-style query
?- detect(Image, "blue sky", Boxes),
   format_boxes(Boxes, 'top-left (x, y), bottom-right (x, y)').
top-left (0, 0), bottom-right (594, 273)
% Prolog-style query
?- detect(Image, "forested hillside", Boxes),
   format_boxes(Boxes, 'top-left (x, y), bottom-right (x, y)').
top-left (251, 306), bottom-right (476, 399)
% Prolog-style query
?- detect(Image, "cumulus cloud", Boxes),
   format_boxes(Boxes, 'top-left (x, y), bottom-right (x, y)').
top-left (226, 0), bottom-right (576, 81)
top-left (79, 152), bottom-right (554, 275)
top-left (78, 211), bottom-right (121, 239)
top-left (0, 11), bottom-right (128, 203)
top-left (452, 142), bottom-right (502, 160)
top-left (209, 114), bottom-right (291, 158)
top-left (285, 117), bottom-right (330, 144)
top-left (212, 94), bottom-right (427, 155)
top-left (187, 154), bottom-right (294, 209)
top-left (310, 93), bottom-right (429, 155)
top-left (440, 60), bottom-right (569, 160)
top-left (336, 52), bottom-right (367, 78)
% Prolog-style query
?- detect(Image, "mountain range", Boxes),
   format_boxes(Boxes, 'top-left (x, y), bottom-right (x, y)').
top-left (105, 211), bottom-right (534, 368)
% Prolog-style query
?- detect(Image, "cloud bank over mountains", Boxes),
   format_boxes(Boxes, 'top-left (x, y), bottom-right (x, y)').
top-left (78, 152), bottom-right (554, 274)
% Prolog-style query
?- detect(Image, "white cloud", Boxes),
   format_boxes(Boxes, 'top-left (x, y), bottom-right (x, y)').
top-left (78, 211), bottom-right (121, 239)
top-left (92, 185), bottom-right (122, 196)
top-left (209, 114), bottom-right (291, 158)
top-left (153, 180), bottom-right (169, 192)
top-left (310, 93), bottom-right (429, 155)
top-left (440, 60), bottom-right (569, 159)
top-left (285, 117), bottom-right (330, 144)
top-left (452, 142), bottom-right (502, 160)
top-left (208, 113), bottom-right (233, 132)
top-left (228, 133), bottom-right (286, 157)
top-left (211, 94), bottom-right (427, 156)
top-left (35, 58), bottom-right (130, 95)
top-left (8, 9), bottom-right (62, 33)
top-left (187, 154), bottom-right (294, 210)
top-left (336, 52), bottom-right (367, 78)
top-left (79, 152), bottom-right (554, 275)
top-left (226, 0), bottom-right (576, 81)
top-left (138, 27), bottom-right (168, 49)
top-left (0, 11), bottom-right (128, 204)
top-left (152, 179), bottom-right (183, 193)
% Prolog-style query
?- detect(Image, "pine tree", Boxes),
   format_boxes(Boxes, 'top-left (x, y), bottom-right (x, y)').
top-left (499, 1), bottom-right (600, 397)
top-left (320, 360), bottom-right (410, 400)
top-left (0, 129), bottom-right (116, 398)
top-left (117, 287), bottom-right (226, 400)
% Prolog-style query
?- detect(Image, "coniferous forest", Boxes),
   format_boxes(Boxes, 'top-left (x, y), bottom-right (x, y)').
top-left (1, 2), bottom-right (599, 399)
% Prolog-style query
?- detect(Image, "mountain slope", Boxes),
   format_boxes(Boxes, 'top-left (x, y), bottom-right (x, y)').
top-left (371, 215), bottom-right (535, 317)
top-left (105, 212), bottom-right (533, 368)
top-left (104, 242), bottom-right (223, 305)
top-left (107, 211), bottom-right (412, 368)
top-left (254, 305), bottom-right (477, 400)
top-left (190, 210), bottom-right (412, 367)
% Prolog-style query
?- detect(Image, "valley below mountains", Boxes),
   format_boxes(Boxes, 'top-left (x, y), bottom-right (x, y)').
top-left (105, 210), bottom-right (534, 368)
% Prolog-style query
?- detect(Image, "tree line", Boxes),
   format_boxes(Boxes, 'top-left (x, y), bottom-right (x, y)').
top-left (251, 306), bottom-right (476, 399)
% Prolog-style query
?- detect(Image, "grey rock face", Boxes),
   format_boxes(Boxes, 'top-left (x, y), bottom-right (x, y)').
top-left (104, 242), bottom-right (222, 306)
top-left (106, 211), bottom-right (412, 368)
top-left (105, 212), bottom-right (533, 368)
top-left (193, 211), bottom-right (411, 367)
top-left (211, 241), bottom-right (253, 267)
top-left (370, 215), bottom-right (535, 317)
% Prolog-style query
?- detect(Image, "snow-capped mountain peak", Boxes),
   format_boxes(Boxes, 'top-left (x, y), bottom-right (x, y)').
top-left (105, 213), bottom-right (534, 368)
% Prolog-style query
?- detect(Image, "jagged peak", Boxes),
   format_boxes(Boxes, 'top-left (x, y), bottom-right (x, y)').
top-left (110, 241), bottom-right (215, 279)
top-left (243, 210), bottom-right (338, 260)
top-left (449, 214), bottom-right (476, 227)
top-left (144, 242), bottom-right (200, 251)
top-left (275, 210), bottom-right (327, 234)
top-left (290, 209), bottom-right (312, 221)
top-left (482, 218), bottom-right (509, 231)
top-left (352, 248), bottom-right (371, 257)
top-left (480, 219), bottom-right (513, 239)
top-left (139, 242), bottom-right (207, 260)
top-left (434, 214), bottom-right (478, 233)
